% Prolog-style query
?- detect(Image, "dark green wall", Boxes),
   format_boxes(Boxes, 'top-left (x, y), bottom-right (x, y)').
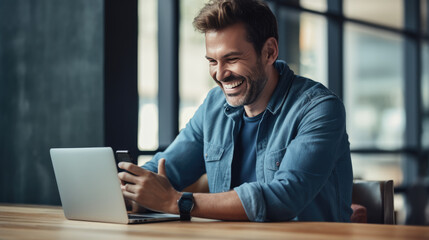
top-left (0, 0), bottom-right (104, 205)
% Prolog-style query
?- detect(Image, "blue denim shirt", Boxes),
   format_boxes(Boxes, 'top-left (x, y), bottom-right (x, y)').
top-left (143, 60), bottom-right (353, 222)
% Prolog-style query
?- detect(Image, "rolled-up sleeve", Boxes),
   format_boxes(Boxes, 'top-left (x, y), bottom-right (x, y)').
top-left (235, 96), bottom-right (348, 222)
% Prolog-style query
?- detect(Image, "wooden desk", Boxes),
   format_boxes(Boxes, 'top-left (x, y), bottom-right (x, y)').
top-left (0, 204), bottom-right (428, 240)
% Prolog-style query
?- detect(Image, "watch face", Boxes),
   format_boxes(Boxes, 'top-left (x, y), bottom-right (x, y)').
top-left (178, 193), bottom-right (194, 221)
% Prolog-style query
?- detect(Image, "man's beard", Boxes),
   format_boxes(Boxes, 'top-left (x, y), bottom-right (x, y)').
top-left (224, 60), bottom-right (268, 107)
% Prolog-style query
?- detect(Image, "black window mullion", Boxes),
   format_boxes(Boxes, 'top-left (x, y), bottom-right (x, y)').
top-left (402, 0), bottom-right (426, 225)
top-left (403, 0), bottom-right (422, 164)
top-left (158, 0), bottom-right (179, 149)
top-left (327, 0), bottom-right (343, 99)
top-left (104, 0), bottom-right (138, 160)
top-left (427, 0), bottom-right (429, 35)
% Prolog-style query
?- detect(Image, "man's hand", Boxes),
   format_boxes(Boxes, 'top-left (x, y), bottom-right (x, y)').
top-left (117, 158), bottom-right (181, 214)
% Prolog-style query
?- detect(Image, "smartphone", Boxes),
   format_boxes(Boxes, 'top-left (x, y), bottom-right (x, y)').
top-left (115, 150), bottom-right (135, 173)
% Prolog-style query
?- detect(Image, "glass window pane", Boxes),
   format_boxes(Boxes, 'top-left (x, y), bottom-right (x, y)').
top-left (278, 8), bottom-right (328, 87)
top-left (278, 8), bottom-right (301, 74)
top-left (179, 0), bottom-right (216, 130)
top-left (300, 0), bottom-right (327, 12)
top-left (299, 12), bottom-right (328, 87)
top-left (352, 154), bottom-right (403, 185)
top-left (344, 23), bottom-right (405, 149)
top-left (138, 0), bottom-right (159, 150)
top-left (138, 155), bottom-right (154, 166)
top-left (423, 41), bottom-right (429, 148)
top-left (344, 0), bottom-right (403, 29)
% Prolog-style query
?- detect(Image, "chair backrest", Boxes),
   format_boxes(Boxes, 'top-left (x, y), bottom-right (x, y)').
top-left (352, 180), bottom-right (395, 224)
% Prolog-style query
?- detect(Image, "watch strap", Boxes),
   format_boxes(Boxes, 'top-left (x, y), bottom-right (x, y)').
top-left (178, 192), bottom-right (194, 221)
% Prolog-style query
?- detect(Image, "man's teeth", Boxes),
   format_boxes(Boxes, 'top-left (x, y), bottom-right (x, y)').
top-left (224, 80), bottom-right (244, 89)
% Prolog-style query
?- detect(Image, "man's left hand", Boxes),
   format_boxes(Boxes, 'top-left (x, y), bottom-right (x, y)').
top-left (117, 158), bottom-right (181, 214)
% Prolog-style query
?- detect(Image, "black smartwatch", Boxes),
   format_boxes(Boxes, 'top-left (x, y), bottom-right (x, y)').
top-left (177, 192), bottom-right (194, 221)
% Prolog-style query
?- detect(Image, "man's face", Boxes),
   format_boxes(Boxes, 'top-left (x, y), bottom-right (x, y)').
top-left (205, 23), bottom-right (268, 107)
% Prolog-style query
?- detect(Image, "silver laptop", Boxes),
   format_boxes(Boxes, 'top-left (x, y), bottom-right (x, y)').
top-left (50, 147), bottom-right (180, 224)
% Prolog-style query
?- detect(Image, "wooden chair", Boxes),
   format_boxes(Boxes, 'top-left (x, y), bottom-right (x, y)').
top-left (351, 180), bottom-right (395, 224)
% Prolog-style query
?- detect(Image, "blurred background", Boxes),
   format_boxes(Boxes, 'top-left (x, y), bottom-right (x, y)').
top-left (0, 0), bottom-right (428, 225)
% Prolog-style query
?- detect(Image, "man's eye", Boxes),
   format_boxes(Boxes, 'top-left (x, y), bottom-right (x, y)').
top-left (208, 60), bottom-right (217, 65)
top-left (227, 58), bottom-right (239, 62)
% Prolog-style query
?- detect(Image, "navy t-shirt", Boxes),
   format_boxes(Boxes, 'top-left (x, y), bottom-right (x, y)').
top-left (230, 112), bottom-right (263, 189)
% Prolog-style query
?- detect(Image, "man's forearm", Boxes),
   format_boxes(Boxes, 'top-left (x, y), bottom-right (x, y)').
top-left (190, 190), bottom-right (248, 221)
top-left (118, 161), bottom-right (248, 220)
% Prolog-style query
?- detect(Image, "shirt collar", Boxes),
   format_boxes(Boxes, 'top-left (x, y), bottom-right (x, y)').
top-left (266, 60), bottom-right (294, 115)
top-left (223, 102), bottom-right (244, 121)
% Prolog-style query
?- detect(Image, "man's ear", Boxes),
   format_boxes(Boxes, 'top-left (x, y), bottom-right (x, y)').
top-left (262, 37), bottom-right (278, 65)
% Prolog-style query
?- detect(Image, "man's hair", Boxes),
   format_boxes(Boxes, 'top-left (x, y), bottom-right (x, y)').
top-left (193, 0), bottom-right (278, 55)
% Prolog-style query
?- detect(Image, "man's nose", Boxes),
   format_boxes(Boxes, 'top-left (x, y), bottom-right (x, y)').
top-left (215, 63), bottom-right (231, 82)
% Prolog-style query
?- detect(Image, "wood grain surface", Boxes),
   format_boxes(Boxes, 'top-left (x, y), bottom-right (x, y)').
top-left (1, 204), bottom-right (428, 240)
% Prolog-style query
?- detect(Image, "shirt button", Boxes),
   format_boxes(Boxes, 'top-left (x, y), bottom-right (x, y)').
top-left (276, 161), bottom-right (280, 167)
top-left (205, 153), bottom-right (208, 158)
top-left (225, 107), bottom-right (230, 111)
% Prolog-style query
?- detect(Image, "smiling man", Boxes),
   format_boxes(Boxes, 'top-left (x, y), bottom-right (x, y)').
top-left (118, 0), bottom-right (353, 222)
